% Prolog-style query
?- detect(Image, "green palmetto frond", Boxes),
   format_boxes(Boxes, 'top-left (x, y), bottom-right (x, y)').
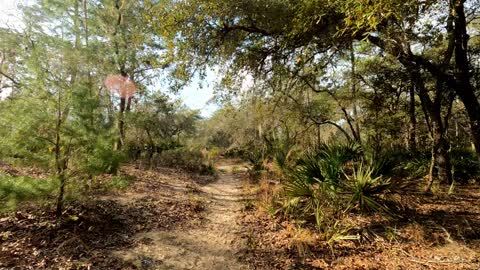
top-left (344, 163), bottom-right (394, 215)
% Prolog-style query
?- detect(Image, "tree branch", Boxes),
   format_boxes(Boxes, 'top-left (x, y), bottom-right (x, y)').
top-left (0, 70), bottom-right (20, 86)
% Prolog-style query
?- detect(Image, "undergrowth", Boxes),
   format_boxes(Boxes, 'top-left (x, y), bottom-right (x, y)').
top-left (256, 142), bottom-right (422, 251)
top-left (0, 174), bottom-right (58, 212)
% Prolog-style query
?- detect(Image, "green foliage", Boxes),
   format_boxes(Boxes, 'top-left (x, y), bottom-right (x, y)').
top-left (246, 149), bottom-right (265, 171)
top-left (293, 142), bottom-right (362, 186)
top-left (0, 174), bottom-right (58, 212)
top-left (127, 92), bottom-right (201, 158)
top-left (402, 157), bottom-right (431, 179)
top-left (316, 141), bottom-right (363, 163)
top-left (362, 147), bottom-right (431, 179)
top-left (272, 139), bottom-right (295, 174)
top-left (274, 142), bottom-right (418, 233)
top-left (0, 0), bottom-right (200, 215)
top-left (344, 164), bottom-right (393, 214)
top-left (103, 175), bottom-right (134, 191)
top-left (295, 151), bottom-right (326, 184)
top-left (284, 172), bottom-right (316, 199)
top-left (364, 147), bottom-right (480, 183)
top-left (450, 148), bottom-right (480, 182)
top-left (153, 148), bottom-right (215, 175)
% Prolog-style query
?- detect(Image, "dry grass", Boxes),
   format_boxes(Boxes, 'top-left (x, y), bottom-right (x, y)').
top-left (239, 176), bottom-right (480, 269)
top-left (287, 225), bottom-right (318, 257)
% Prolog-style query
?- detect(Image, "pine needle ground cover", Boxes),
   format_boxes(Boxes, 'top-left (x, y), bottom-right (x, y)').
top-left (0, 165), bottom-right (210, 269)
top-left (240, 180), bottom-right (480, 270)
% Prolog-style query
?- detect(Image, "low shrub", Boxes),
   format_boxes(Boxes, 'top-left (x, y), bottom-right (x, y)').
top-left (0, 174), bottom-right (58, 212)
top-left (451, 148), bottom-right (480, 182)
top-left (401, 157), bottom-right (430, 178)
top-left (152, 148), bottom-right (215, 175)
top-left (344, 164), bottom-right (395, 214)
top-left (245, 149), bottom-right (265, 171)
top-left (103, 175), bottom-right (134, 191)
top-left (272, 143), bottom-right (416, 232)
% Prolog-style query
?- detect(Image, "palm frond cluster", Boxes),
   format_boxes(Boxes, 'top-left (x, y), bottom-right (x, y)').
top-left (273, 142), bottom-right (417, 231)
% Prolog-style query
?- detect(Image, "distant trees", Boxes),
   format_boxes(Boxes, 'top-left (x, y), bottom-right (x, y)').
top-left (127, 92), bottom-right (200, 166)
top-left (155, 0), bottom-right (480, 188)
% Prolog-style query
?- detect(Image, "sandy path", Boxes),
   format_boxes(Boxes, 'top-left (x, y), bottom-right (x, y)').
top-left (115, 161), bottom-right (248, 270)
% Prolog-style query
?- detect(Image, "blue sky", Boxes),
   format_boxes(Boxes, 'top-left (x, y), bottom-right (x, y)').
top-left (171, 69), bottom-right (219, 118)
top-left (0, 0), bottom-right (219, 117)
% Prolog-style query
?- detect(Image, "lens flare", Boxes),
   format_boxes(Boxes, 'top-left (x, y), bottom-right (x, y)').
top-left (104, 74), bottom-right (136, 98)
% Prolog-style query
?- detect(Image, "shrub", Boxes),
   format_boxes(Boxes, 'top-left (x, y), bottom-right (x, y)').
top-left (245, 149), bottom-right (265, 171)
top-left (316, 141), bottom-right (363, 163)
top-left (103, 175), bottom-right (134, 190)
top-left (363, 146), bottom-right (425, 177)
top-left (292, 142), bottom-right (363, 186)
top-left (274, 144), bottom-right (416, 229)
top-left (450, 148), bottom-right (480, 182)
top-left (273, 145), bottom-right (293, 174)
top-left (83, 142), bottom-right (126, 175)
top-left (0, 174), bottom-right (58, 212)
top-left (344, 164), bottom-right (394, 214)
top-left (402, 158), bottom-right (430, 178)
top-left (294, 152), bottom-right (328, 184)
top-left (223, 148), bottom-right (245, 158)
top-left (153, 148), bottom-right (215, 175)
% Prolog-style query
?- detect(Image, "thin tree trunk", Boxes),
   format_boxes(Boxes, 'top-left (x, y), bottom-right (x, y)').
top-left (350, 42), bottom-right (361, 143)
top-left (73, 0), bottom-right (81, 48)
top-left (316, 124), bottom-right (321, 147)
top-left (434, 127), bottom-right (453, 183)
top-left (83, 0), bottom-right (89, 47)
top-left (55, 90), bottom-right (65, 218)
top-left (426, 148), bottom-right (435, 192)
top-left (56, 172), bottom-right (66, 217)
top-left (116, 97), bottom-right (126, 151)
top-left (408, 83), bottom-right (417, 151)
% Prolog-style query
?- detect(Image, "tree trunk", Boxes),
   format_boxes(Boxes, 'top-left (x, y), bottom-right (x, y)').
top-left (350, 42), bottom-right (361, 143)
top-left (316, 124), bottom-right (321, 147)
top-left (434, 128), bottom-right (453, 183)
top-left (55, 82), bottom-right (65, 218)
top-left (116, 97), bottom-right (126, 151)
top-left (426, 122), bottom-right (453, 190)
top-left (366, 1), bottom-right (480, 161)
top-left (452, 0), bottom-right (480, 162)
top-left (411, 69), bottom-right (453, 190)
top-left (424, 102), bottom-right (453, 190)
top-left (56, 172), bottom-right (66, 217)
top-left (427, 149), bottom-right (435, 192)
top-left (408, 83), bottom-right (417, 151)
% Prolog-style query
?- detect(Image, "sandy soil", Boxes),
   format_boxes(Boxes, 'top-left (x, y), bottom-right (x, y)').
top-left (115, 161), bottom-right (249, 270)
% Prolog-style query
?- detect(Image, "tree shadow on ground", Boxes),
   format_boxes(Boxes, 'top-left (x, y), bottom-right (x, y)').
top-left (0, 197), bottom-right (201, 269)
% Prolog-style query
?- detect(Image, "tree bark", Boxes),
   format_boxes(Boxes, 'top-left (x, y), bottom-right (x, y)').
top-left (350, 42), bottom-right (361, 143)
top-left (116, 97), bottom-right (126, 151)
top-left (425, 111), bottom-right (453, 190)
top-left (452, 0), bottom-right (480, 162)
top-left (56, 172), bottom-right (66, 217)
top-left (411, 71), bottom-right (453, 188)
top-left (408, 82), bottom-right (417, 151)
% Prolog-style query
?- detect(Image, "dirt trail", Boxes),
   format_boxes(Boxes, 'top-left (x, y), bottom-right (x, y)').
top-left (115, 161), bottom-right (248, 270)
